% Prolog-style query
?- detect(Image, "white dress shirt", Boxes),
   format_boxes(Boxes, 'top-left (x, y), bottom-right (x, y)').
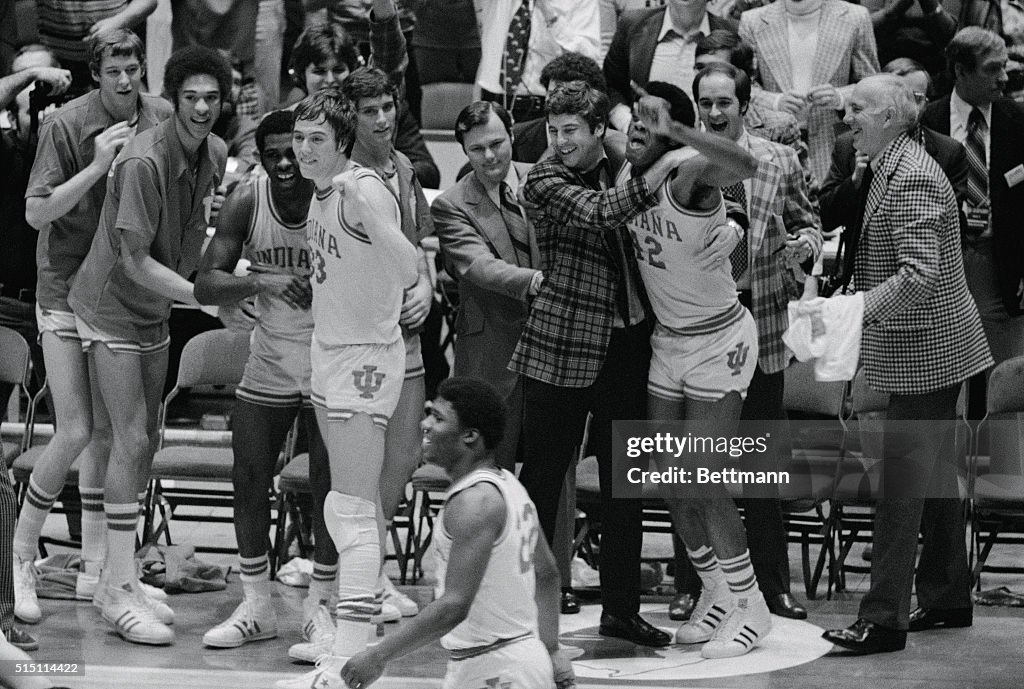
top-left (475, 0), bottom-right (601, 97)
top-left (648, 10), bottom-right (712, 98)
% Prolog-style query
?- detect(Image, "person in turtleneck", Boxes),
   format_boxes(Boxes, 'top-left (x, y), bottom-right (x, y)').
top-left (739, 0), bottom-right (879, 184)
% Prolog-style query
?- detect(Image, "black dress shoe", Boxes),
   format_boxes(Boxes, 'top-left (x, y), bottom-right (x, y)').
top-left (822, 619), bottom-right (907, 654)
top-left (5, 627), bottom-right (38, 651)
top-left (561, 590), bottom-right (581, 615)
top-left (908, 607), bottom-right (972, 632)
top-left (669, 592), bottom-right (697, 621)
top-left (599, 612), bottom-right (672, 647)
top-left (766, 592), bottom-right (808, 620)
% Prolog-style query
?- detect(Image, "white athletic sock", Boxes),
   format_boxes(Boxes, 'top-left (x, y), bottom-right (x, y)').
top-left (104, 502), bottom-right (140, 588)
top-left (239, 554), bottom-right (271, 602)
top-left (80, 487), bottom-right (106, 567)
top-left (719, 551), bottom-right (760, 598)
top-left (13, 476), bottom-right (61, 560)
top-left (309, 562), bottom-right (338, 606)
top-left (324, 491), bottom-right (380, 658)
top-left (687, 544), bottom-right (726, 592)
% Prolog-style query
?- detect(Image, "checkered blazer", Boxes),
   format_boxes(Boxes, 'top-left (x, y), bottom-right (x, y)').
top-left (854, 134), bottom-right (992, 395)
top-left (739, 0), bottom-right (879, 184)
top-left (508, 147), bottom-right (656, 388)
top-left (744, 133), bottom-right (823, 375)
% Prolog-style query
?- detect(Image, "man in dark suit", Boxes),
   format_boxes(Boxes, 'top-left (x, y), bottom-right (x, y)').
top-left (603, 0), bottom-right (737, 132)
top-left (920, 28), bottom-right (1024, 394)
top-left (821, 58), bottom-right (969, 245)
top-left (433, 101), bottom-right (542, 473)
top-left (510, 82), bottom-right (697, 647)
top-left (822, 74), bottom-right (992, 654)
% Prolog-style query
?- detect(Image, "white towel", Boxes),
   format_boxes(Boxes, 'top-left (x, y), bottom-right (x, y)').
top-left (783, 293), bottom-right (864, 381)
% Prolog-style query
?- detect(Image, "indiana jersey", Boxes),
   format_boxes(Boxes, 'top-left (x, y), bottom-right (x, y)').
top-left (619, 155), bottom-right (743, 334)
top-left (434, 468), bottom-right (540, 652)
top-left (305, 165), bottom-right (418, 347)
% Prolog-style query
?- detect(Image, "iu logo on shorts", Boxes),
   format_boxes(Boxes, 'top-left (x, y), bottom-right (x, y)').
top-left (352, 365), bottom-right (385, 399)
top-left (726, 342), bottom-right (749, 377)
top-left (477, 678), bottom-right (512, 689)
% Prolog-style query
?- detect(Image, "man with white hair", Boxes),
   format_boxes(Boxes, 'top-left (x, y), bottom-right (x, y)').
top-left (821, 73), bottom-right (991, 655)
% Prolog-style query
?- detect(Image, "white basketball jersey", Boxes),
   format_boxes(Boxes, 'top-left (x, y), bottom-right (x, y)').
top-left (619, 156), bottom-right (741, 333)
top-left (305, 165), bottom-right (418, 347)
top-left (243, 176), bottom-right (314, 348)
top-left (434, 468), bottom-right (540, 651)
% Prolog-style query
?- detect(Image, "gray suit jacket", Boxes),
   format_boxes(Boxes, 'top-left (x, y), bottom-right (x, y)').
top-left (432, 161), bottom-right (541, 398)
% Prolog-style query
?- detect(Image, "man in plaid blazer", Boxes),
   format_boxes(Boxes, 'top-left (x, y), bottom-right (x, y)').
top-left (690, 62), bottom-right (822, 621)
top-left (509, 82), bottom-right (711, 647)
top-left (822, 74), bottom-right (992, 655)
top-left (739, 0), bottom-right (880, 185)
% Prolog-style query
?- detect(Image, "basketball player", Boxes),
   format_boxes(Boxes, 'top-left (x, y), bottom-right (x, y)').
top-left (341, 377), bottom-right (576, 689)
top-left (67, 46), bottom-right (231, 645)
top-left (16, 30), bottom-right (172, 625)
top-left (623, 82), bottom-right (774, 658)
top-left (274, 87), bottom-right (418, 689)
top-left (192, 109), bottom-right (325, 647)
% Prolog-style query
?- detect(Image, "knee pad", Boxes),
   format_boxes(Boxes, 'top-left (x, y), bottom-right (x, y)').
top-left (323, 491), bottom-right (379, 552)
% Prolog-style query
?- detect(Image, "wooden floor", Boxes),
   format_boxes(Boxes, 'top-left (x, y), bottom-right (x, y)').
top-left (21, 516), bottom-right (1024, 689)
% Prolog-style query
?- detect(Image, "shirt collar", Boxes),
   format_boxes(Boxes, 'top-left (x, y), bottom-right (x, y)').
top-left (163, 117), bottom-right (217, 184)
top-left (951, 87), bottom-right (992, 129)
top-left (80, 91), bottom-right (161, 144)
top-left (658, 9), bottom-right (711, 43)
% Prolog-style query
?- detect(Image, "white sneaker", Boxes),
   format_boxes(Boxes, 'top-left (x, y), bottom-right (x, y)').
top-left (13, 555), bottom-right (41, 624)
top-left (203, 598), bottom-right (278, 648)
top-left (674, 584), bottom-right (734, 644)
top-left (101, 585), bottom-right (174, 645)
top-left (88, 567), bottom-right (168, 605)
top-left (293, 603), bottom-right (336, 663)
top-left (95, 580), bottom-right (175, 625)
top-left (700, 595), bottom-right (772, 659)
top-left (273, 654), bottom-right (348, 689)
top-left (373, 601), bottom-right (401, 624)
top-left (379, 574), bottom-right (418, 617)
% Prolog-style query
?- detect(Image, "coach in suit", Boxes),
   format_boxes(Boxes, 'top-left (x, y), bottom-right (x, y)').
top-left (821, 58), bottom-right (969, 241)
top-left (822, 74), bottom-right (992, 655)
top-left (920, 28), bottom-right (1024, 375)
top-left (694, 63), bottom-right (822, 620)
top-left (739, 0), bottom-right (879, 184)
top-left (432, 102), bottom-right (542, 471)
top-left (604, 0), bottom-right (737, 132)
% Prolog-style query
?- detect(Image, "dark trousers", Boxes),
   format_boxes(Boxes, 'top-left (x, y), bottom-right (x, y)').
top-left (518, 323), bottom-right (650, 617)
top-left (674, 364), bottom-right (792, 597)
top-left (859, 384), bottom-right (972, 630)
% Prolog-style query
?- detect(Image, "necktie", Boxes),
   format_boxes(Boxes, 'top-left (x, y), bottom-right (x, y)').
top-left (721, 182), bottom-right (748, 281)
top-left (579, 163), bottom-right (632, 321)
top-left (500, 182), bottom-right (532, 267)
top-left (964, 107), bottom-right (989, 235)
top-left (839, 165), bottom-right (874, 292)
top-left (502, 0), bottom-right (532, 109)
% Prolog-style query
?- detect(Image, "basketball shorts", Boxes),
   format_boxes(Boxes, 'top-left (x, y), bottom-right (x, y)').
top-left (648, 308), bottom-right (758, 402)
top-left (403, 331), bottom-right (424, 380)
top-left (237, 332), bottom-right (313, 408)
top-left (310, 338), bottom-right (405, 430)
top-left (35, 304), bottom-right (81, 343)
top-left (73, 314), bottom-right (170, 355)
top-left (443, 636), bottom-right (553, 689)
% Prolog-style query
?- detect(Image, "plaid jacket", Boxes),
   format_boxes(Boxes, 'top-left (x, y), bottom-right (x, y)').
top-left (854, 134), bottom-right (992, 395)
top-left (508, 146), bottom-right (657, 387)
top-left (744, 134), bottom-right (822, 374)
top-left (740, 0), bottom-right (879, 184)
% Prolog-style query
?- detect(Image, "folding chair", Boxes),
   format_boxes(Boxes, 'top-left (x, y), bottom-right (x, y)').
top-left (969, 355), bottom-right (1024, 587)
top-left (144, 329), bottom-right (254, 553)
top-left (778, 360), bottom-right (852, 599)
top-left (0, 325), bottom-right (32, 466)
top-left (405, 462), bottom-right (450, 584)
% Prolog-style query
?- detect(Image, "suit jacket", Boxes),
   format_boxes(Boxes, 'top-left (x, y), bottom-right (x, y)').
top-left (510, 138), bottom-right (654, 387)
top-left (743, 134), bottom-right (823, 375)
top-left (739, 0), bottom-right (879, 184)
top-left (854, 133), bottom-right (992, 395)
top-left (603, 8), bottom-right (738, 111)
top-left (432, 162), bottom-right (540, 399)
top-left (820, 125), bottom-right (968, 235)
top-left (921, 96), bottom-right (1024, 316)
